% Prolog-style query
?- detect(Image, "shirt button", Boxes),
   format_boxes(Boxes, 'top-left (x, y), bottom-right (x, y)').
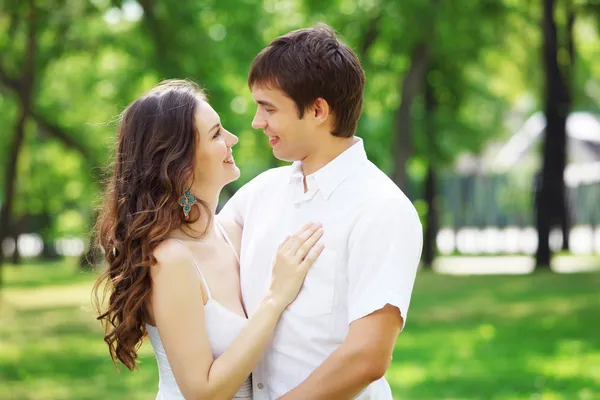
top-left (257, 383), bottom-right (264, 389)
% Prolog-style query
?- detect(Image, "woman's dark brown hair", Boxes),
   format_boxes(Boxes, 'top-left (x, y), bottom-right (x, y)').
top-left (92, 79), bottom-right (211, 370)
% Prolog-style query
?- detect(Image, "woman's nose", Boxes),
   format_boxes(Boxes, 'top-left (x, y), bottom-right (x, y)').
top-left (228, 131), bottom-right (239, 146)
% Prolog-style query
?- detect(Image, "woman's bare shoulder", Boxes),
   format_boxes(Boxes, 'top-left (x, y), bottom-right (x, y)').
top-left (153, 238), bottom-right (191, 264)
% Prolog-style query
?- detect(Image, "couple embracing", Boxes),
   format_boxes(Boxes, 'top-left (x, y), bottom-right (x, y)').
top-left (94, 23), bottom-right (422, 400)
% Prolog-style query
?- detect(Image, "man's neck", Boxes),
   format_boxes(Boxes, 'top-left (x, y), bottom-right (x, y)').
top-left (301, 136), bottom-right (357, 176)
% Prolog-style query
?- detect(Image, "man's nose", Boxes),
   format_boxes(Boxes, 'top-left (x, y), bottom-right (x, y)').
top-left (252, 112), bottom-right (266, 129)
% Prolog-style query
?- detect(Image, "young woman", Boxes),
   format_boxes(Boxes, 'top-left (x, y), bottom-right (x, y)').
top-left (93, 80), bottom-right (324, 399)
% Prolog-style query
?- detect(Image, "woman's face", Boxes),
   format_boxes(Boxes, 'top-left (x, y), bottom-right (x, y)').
top-left (192, 99), bottom-right (240, 190)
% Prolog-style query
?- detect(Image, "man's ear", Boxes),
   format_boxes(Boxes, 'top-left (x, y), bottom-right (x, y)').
top-left (312, 98), bottom-right (331, 124)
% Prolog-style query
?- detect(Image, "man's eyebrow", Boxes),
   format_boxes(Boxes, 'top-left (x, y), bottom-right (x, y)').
top-left (257, 100), bottom-right (276, 108)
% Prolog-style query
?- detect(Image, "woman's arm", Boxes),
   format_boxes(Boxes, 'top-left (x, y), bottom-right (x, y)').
top-left (151, 223), bottom-right (323, 400)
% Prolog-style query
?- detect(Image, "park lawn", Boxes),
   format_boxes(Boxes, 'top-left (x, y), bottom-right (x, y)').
top-left (0, 261), bottom-right (599, 400)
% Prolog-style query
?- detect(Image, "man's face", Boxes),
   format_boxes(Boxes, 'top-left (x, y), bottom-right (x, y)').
top-left (251, 85), bottom-right (315, 162)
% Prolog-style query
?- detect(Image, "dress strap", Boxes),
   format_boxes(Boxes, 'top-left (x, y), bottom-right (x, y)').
top-left (172, 239), bottom-right (212, 300)
top-left (215, 220), bottom-right (240, 263)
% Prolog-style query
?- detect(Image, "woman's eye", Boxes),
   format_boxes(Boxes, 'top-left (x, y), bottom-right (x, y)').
top-left (213, 129), bottom-right (221, 139)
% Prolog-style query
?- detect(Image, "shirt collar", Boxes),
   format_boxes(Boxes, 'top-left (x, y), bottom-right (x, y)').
top-left (289, 137), bottom-right (368, 200)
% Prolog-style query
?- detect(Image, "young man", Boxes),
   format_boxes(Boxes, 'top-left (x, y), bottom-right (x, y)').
top-left (220, 24), bottom-right (423, 399)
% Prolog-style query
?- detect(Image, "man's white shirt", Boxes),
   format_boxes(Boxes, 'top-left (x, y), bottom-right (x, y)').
top-left (219, 138), bottom-right (423, 399)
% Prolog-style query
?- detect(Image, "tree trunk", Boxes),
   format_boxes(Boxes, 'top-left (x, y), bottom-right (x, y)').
top-left (460, 176), bottom-right (473, 228)
top-left (0, 0), bottom-right (37, 285)
top-left (392, 44), bottom-right (430, 194)
top-left (561, 1), bottom-right (575, 252)
top-left (536, 0), bottom-right (570, 269)
top-left (359, 14), bottom-right (381, 60)
top-left (0, 72), bottom-right (95, 165)
top-left (138, 0), bottom-right (180, 77)
top-left (422, 69), bottom-right (438, 268)
top-left (561, 206), bottom-right (571, 251)
top-left (39, 212), bottom-right (59, 260)
top-left (9, 217), bottom-right (27, 265)
top-left (0, 112), bottom-right (28, 268)
top-left (79, 209), bottom-right (100, 269)
top-left (41, 239), bottom-right (59, 260)
top-left (423, 167), bottom-right (438, 268)
top-left (10, 235), bottom-right (21, 265)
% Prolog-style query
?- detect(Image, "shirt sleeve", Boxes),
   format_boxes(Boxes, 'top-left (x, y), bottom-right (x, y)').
top-left (218, 181), bottom-right (252, 227)
top-left (347, 197), bottom-right (423, 329)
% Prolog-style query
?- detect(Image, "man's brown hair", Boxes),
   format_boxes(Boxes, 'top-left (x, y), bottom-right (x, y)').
top-left (249, 24), bottom-right (365, 138)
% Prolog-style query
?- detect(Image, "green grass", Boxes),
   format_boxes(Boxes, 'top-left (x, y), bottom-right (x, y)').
top-left (388, 272), bottom-right (600, 399)
top-left (1, 262), bottom-right (157, 400)
top-left (1, 261), bottom-right (599, 399)
top-left (2, 258), bottom-right (97, 289)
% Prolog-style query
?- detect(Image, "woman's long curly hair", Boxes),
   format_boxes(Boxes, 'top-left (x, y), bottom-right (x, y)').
top-left (92, 80), bottom-right (211, 371)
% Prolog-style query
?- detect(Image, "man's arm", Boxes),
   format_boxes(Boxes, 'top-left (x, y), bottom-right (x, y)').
top-left (278, 304), bottom-right (402, 400)
top-left (280, 196), bottom-right (422, 399)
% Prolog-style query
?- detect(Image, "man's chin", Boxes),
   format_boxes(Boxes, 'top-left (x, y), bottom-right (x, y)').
top-left (272, 149), bottom-right (297, 163)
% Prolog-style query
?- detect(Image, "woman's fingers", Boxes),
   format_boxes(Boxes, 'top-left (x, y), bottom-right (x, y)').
top-left (299, 243), bottom-right (325, 271)
top-left (296, 227), bottom-right (324, 260)
top-left (283, 222), bottom-right (321, 255)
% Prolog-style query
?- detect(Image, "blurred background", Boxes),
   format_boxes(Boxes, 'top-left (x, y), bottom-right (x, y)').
top-left (1, 0), bottom-right (599, 399)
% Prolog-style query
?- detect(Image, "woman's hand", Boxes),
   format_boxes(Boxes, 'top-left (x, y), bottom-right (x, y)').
top-left (268, 222), bottom-right (324, 308)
